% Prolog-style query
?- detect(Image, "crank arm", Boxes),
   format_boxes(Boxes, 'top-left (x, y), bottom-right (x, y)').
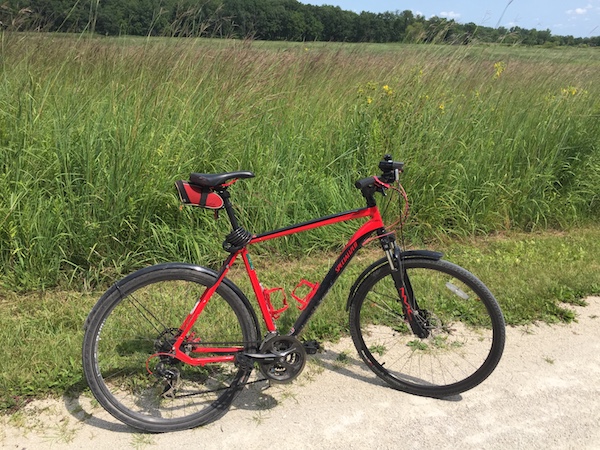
top-left (240, 352), bottom-right (278, 363)
top-left (240, 344), bottom-right (298, 361)
top-left (234, 352), bottom-right (278, 370)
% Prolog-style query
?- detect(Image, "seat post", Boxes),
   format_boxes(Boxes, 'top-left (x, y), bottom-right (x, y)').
top-left (219, 190), bottom-right (240, 229)
top-left (219, 191), bottom-right (253, 253)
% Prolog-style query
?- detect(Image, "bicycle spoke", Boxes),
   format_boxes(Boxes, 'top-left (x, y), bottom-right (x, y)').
top-left (350, 258), bottom-right (504, 397)
top-left (83, 268), bottom-right (259, 431)
top-left (120, 290), bottom-right (168, 335)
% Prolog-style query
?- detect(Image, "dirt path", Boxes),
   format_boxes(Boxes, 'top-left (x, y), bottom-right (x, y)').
top-left (2, 297), bottom-right (599, 450)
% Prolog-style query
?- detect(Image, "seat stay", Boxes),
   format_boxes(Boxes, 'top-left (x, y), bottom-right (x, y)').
top-left (173, 253), bottom-right (240, 365)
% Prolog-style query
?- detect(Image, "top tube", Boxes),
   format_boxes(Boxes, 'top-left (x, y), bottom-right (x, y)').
top-left (250, 208), bottom-right (374, 245)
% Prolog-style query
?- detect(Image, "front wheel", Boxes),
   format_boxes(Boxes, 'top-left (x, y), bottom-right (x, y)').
top-left (82, 264), bottom-right (260, 432)
top-left (349, 258), bottom-right (505, 398)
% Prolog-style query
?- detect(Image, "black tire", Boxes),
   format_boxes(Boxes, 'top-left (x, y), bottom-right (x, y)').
top-left (349, 258), bottom-right (505, 398)
top-left (82, 264), bottom-right (259, 432)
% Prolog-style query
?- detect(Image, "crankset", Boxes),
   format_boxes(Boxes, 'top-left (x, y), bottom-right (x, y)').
top-left (234, 335), bottom-right (308, 383)
top-left (258, 335), bottom-right (307, 383)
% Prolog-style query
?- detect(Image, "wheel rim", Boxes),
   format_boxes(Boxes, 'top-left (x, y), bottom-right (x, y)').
top-left (90, 277), bottom-right (253, 425)
top-left (355, 262), bottom-right (503, 395)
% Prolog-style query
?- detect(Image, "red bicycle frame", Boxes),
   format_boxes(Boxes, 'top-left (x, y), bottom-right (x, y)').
top-left (172, 205), bottom-right (387, 367)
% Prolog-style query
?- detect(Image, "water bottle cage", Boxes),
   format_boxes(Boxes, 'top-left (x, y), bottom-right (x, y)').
top-left (291, 279), bottom-right (319, 310)
top-left (263, 280), bottom-right (320, 320)
top-left (263, 287), bottom-right (289, 320)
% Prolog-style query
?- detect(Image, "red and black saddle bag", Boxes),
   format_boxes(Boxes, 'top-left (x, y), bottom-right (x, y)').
top-left (175, 180), bottom-right (224, 210)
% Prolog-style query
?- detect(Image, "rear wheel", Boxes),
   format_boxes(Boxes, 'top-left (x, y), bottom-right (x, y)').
top-left (82, 264), bottom-right (259, 432)
top-left (349, 258), bottom-right (505, 397)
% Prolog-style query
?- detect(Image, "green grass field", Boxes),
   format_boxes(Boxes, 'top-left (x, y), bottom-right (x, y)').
top-left (0, 33), bottom-right (599, 409)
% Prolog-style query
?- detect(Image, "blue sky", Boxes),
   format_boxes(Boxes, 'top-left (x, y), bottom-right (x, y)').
top-left (304, 1), bottom-right (600, 37)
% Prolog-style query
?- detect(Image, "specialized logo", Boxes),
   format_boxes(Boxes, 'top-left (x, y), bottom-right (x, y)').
top-left (335, 241), bottom-right (358, 273)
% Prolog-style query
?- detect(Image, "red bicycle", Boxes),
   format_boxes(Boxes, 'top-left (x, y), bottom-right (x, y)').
top-left (82, 155), bottom-right (505, 432)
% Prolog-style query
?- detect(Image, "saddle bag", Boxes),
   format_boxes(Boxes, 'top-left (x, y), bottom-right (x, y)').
top-left (175, 180), bottom-right (224, 210)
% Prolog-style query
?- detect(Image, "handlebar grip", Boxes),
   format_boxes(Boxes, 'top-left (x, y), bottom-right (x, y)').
top-left (355, 177), bottom-right (376, 190)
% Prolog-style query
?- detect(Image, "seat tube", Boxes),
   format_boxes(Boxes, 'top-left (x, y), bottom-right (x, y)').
top-left (241, 249), bottom-right (277, 333)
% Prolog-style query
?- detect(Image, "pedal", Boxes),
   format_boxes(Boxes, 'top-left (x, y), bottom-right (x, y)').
top-left (302, 340), bottom-right (322, 355)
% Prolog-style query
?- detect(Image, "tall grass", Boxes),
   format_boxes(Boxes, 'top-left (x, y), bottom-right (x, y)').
top-left (1, 33), bottom-right (599, 290)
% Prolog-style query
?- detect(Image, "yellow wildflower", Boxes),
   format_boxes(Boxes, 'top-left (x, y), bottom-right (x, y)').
top-left (494, 61), bottom-right (506, 79)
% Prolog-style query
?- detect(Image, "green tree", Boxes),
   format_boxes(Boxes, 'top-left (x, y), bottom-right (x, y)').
top-left (405, 21), bottom-right (426, 43)
top-left (0, 0), bottom-right (594, 45)
top-left (314, 5), bottom-right (354, 41)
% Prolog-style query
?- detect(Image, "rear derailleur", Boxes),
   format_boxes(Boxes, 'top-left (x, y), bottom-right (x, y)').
top-left (151, 328), bottom-right (189, 399)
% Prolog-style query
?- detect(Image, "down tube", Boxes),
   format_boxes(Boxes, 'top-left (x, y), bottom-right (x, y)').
top-left (289, 231), bottom-right (376, 336)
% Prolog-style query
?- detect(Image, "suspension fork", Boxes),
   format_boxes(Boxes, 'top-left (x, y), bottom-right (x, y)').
top-left (380, 236), bottom-right (430, 339)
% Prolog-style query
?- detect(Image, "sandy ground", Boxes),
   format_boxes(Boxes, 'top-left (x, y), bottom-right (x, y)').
top-left (2, 296), bottom-right (599, 450)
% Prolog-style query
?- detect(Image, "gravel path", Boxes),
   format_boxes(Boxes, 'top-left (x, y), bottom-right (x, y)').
top-left (2, 296), bottom-right (599, 449)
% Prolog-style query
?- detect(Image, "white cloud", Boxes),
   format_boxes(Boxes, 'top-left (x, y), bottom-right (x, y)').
top-left (567, 4), bottom-right (594, 15)
top-left (440, 11), bottom-right (461, 19)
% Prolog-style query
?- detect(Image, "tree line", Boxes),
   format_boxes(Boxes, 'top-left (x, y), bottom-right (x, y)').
top-left (1, 0), bottom-right (598, 46)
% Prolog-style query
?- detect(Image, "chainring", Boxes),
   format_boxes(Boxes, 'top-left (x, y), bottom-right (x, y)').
top-left (258, 335), bottom-right (306, 383)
